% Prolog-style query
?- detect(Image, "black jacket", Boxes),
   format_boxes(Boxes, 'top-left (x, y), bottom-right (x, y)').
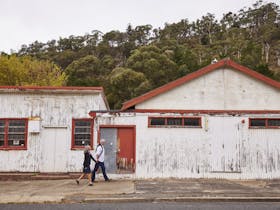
top-left (83, 151), bottom-right (96, 167)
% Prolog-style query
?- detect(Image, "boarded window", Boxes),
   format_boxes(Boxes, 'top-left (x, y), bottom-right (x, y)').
top-left (149, 117), bottom-right (201, 128)
top-left (0, 119), bottom-right (27, 149)
top-left (72, 119), bottom-right (93, 149)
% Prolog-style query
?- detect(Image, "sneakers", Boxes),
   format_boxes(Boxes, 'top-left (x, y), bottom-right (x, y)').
top-left (76, 179), bottom-right (93, 186)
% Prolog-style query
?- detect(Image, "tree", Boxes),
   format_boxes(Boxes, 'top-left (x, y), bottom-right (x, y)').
top-left (53, 50), bottom-right (78, 69)
top-left (107, 67), bottom-right (151, 109)
top-left (254, 63), bottom-right (275, 79)
top-left (194, 13), bottom-right (220, 45)
top-left (159, 19), bottom-right (192, 45)
top-left (126, 45), bottom-right (179, 88)
top-left (0, 55), bottom-right (66, 86)
top-left (239, 1), bottom-right (280, 63)
top-left (173, 45), bottom-right (200, 75)
top-left (65, 55), bottom-right (105, 86)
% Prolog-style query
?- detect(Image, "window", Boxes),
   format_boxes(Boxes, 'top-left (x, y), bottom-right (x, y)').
top-left (0, 119), bottom-right (28, 150)
top-left (167, 118), bottom-right (182, 125)
top-left (0, 121), bottom-right (4, 147)
top-left (150, 118), bottom-right (165, 126)
top-left (268, 119), bottom-right (280, 127)
top-left (249, 118), bottom-right (280, 128)
top-left (184, 118), bottom-right (200, 126)
top-left (72, 119), bottom-right (93, 149)
top-left (149, 117), bottom-right (201, 128)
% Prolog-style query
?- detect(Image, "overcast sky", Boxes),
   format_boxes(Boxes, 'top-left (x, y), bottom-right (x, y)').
top-left (0, 0), bottom-right (279, 53)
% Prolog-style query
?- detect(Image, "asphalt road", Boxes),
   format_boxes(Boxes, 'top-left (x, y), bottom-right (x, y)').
top-left (1, 202), bottom-right (280, 210)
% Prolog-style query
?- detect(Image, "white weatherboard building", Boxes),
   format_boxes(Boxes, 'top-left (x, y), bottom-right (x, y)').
top-left (0, 86), bottom-right (109, 173)
top-left (93, 59), bottom-right (280, 179)
top-left (1, 59), bottom-right (280, 180)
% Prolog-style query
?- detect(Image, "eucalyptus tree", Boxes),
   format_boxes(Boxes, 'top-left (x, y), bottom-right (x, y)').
top-left (107, 67), bottom-right (151, 109)
top-left (239, 1), bottom-right (280, 64)
top-left (0, 55), bottom-right (66, 86)
top-left (65, 55), bottom-right (103, 86)
top-left (126, 45), bottom-right (179, 88)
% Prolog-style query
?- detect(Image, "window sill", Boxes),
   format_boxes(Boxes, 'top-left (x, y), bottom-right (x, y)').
top-left (148, 125), bottom-right (202, 128)
top-left (43, 125), bottom-right (68, 129)
top-left (0, 147), bottom-right (27, 151)
top-left (249, 127), bottom-right (280, 129)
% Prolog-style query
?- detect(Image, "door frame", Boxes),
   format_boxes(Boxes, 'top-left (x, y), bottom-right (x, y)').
top-left (98, 125), bottom-right (136, 171)
top-left (209, 117), bottom-right (242, 173)
top-left (40, 127), bottom-right (68, 172)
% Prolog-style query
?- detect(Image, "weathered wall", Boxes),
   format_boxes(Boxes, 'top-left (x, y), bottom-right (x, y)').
top-left (1, 88), bottom-right (279, 179)
top-left (136, 68), bottom-right (280, 110)
top-left (0, 92), bottom-right (107, 172)
top-left (96, 112), bottom-right (280, 179)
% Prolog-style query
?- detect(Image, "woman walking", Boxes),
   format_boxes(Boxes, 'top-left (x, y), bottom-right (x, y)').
top-left (76, 145), bottom-right (96, 186)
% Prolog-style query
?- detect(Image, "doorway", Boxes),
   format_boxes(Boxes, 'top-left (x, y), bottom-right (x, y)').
top-left (209, 117), bottom-right (241, 173)
top-left (40, 127), bottom-right (68, 172)
top-left (99, 126), bottom-right (135, 173)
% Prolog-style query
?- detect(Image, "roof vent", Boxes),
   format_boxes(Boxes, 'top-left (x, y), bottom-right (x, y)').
top-left (211, 58), bottom-right (218, 64)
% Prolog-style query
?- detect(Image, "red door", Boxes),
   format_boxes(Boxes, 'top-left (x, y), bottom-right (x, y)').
top-left (117, 127), bottom-right (135, 172)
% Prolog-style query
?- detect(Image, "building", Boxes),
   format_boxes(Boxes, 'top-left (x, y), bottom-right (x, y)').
top-left (1, 59), bottom-right (280, 179)
top-left (92, 59), bottom-right (280, 179)
top-left (0, 86), bottom-right (109, 172)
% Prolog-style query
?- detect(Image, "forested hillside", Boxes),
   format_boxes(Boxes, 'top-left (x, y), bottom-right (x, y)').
top-left (0, 1), bottom-right (279, 108)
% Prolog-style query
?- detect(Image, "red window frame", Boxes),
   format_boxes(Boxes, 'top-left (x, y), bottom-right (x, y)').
top-left (148, 116), bottom-right (202, 128)
top-left (249, 118), bottom-right (280, 129)
top-left (0, 118), bottom-right (28, 150)
top-left (71, 118), bottom-right (93, 150)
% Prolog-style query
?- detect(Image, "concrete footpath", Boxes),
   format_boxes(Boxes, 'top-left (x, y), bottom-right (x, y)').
top-left (0, 173), bottom-right (280, 204)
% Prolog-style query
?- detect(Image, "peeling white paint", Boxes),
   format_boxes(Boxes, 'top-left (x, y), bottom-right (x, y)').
top-left (0, 91), bottom-right (107, 172)
top-left (1, 67), bottom-right (280, 180)
top-left (95, 112), bottom-right (280, 179)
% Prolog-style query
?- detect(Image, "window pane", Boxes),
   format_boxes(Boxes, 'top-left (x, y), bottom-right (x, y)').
top-left (8, 134), bottom-right (25, 146)
top-left (268, 119), bottom-right (280, 127)
top-left (74, 120), bottom-right (91, 146)
top-left (74, 134), bottom-right (90, 146)
top-left (75, 121), bottom-right (91, 127)
top-left (8, 127), bottom-right (25, 133)
top-left (167, 118), bottom-right (182, 125)
top-left (250, 119), bottom-right (265, 127)
top-left (74, 134), bottom-right (90, 140)
top-left (9, 120), bottom-right (26, 127)
top-left (0, 120), bottom-right (4, 133)
top-left (8, 120), bottom-right (26, 133)
top-left (150, 118), bottom-right (165, 125)
top-left (184, 118), bottom-right (200, 126)
top-left (75, 127), bottom-right (91, 133)
top-left (0, 134), bottom-right (4, 146)
top-left (7, 120), bottom-right (26, 147)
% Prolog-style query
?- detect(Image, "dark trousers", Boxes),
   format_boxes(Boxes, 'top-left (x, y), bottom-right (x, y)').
top-left (91, 161), bottom-right (109, 182)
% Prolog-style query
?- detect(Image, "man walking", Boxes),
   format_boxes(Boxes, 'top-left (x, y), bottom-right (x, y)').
top-left (91, 138), bottom-right (110, 182)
